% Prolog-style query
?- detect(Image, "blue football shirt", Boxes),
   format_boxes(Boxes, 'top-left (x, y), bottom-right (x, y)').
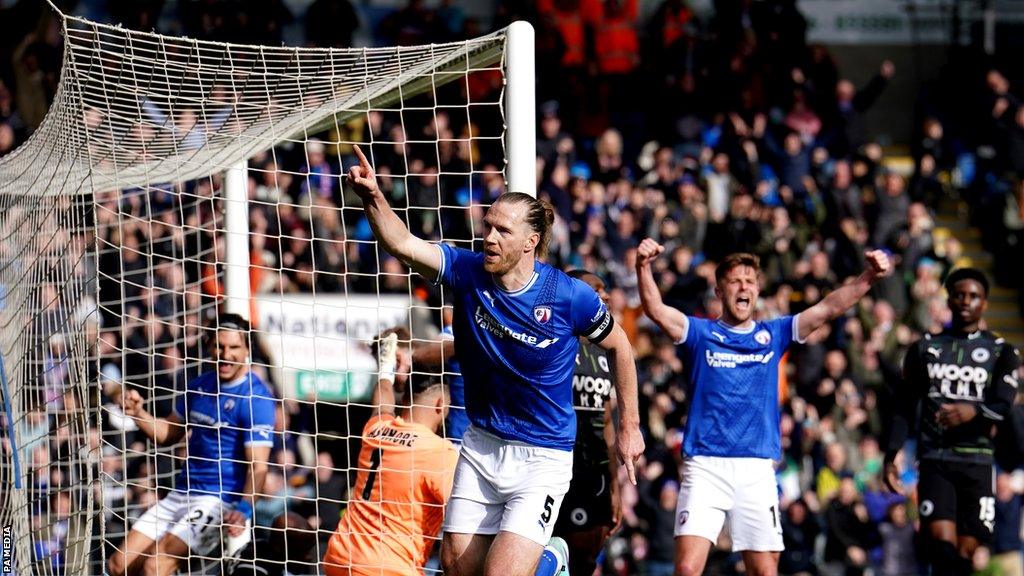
top-left (678, 315), bottom-right (802, 459)
top-left (172, 370), bottom-right (276, 503)
top-left (434, 243), bottom-right (613, 450)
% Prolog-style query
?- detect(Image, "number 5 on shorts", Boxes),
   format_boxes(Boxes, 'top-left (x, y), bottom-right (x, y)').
top-left (540, 495), bottom-right (555, 524)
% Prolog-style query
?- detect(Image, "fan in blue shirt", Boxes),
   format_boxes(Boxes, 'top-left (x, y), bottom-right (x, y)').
top-left (347, 145), bottom-right (644, 576)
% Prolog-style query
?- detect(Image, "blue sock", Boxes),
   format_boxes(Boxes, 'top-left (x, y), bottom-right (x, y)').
top-left (534, 548), bottom-right (560, 576)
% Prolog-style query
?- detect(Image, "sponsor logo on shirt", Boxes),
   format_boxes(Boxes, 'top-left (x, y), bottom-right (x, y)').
top-left (189, 410), bottom-right (221, 427)
top-left (474, 306), bottom-right (559, 348)
top-left (704, 349), bottom-right (775, 368)
top-left (927, 362), bottom-right (989, 400)
top-left (573, 374), bottom-right (612, 408)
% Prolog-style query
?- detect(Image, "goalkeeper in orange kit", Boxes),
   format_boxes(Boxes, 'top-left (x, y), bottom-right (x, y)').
top-left (323, 330), bottom-right (459, 576)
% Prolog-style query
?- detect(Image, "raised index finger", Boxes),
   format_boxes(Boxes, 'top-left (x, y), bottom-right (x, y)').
top-left (353, 144), bottom-right (370, 169)
top-left (625, 459), bottom-right (638, 486)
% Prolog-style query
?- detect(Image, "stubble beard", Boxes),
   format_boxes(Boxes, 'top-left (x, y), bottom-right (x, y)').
top-left (484, 251), bottom-right (520, 275)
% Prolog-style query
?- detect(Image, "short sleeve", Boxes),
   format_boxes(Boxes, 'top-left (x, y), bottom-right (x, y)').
top-left (435, 243), bottom-right (475, 288)
top-left (243, 391), bottom-right (276, 448)
top-left (768, 316), bottom-right (797, 355)
top-left (570, 278), bottom-right (614, 343)
top-left (675, 315), bottom-right (694, 345)
top-left (791, 312), bottom-right (807, 344)
top-left (678, 317), bottom-right (704, 352)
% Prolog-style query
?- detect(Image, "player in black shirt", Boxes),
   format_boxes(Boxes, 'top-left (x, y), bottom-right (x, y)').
top-left (884, 268), bottom-right (1021, 576)
top-left (553, 269), bottom-right (620, 576)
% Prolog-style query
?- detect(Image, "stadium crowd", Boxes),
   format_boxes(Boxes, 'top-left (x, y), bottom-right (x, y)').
top-left (2, 0), bottom-right (1024, 575)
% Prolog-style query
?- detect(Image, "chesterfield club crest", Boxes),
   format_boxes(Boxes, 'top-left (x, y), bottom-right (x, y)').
top-left (533, 306), bottom-right (552, 324)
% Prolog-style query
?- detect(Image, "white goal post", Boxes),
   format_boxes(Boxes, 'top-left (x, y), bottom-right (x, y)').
top-left (0, 5), bottom-right (534, 575)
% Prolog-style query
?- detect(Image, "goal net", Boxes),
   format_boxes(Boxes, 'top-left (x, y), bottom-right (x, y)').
top-left (0, 7), bottom-right (533, 575)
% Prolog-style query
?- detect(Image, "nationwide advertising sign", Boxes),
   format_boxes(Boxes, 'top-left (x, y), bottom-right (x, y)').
top-left (256, 293), bottom-right (410, 402)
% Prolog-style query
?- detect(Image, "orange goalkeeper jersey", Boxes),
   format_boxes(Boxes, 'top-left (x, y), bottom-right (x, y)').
top-left (323, 414), bottom-right (458, 576)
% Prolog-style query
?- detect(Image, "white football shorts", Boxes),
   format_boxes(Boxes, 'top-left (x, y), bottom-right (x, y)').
top-left (131, 490), bottom-right (229, 556)
top-left (442, 425), bottom-right (573, 545)
top-left (674, 455), bottom-right (784, 552)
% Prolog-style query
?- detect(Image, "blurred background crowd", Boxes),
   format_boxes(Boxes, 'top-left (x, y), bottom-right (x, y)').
top-left (2, 0), bottom-right (1024, 575)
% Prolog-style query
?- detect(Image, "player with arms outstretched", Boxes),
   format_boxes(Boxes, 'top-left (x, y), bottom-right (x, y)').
top-left (108, 314), bottom-right (276, 576)
top-left (347, 145), bottom-right (644, 576)
top-left (884, 268), bottom-right (1021, 576)
top-left (636, 243), bottom-right (890, 576)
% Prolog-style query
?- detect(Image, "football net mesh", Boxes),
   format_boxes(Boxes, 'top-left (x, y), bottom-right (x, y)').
top-left (0, 6), bottom-right (512, 575)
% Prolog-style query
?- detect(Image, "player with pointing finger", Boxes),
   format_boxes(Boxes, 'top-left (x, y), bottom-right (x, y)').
top-left (346, 145), bottom-right (644, 576)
